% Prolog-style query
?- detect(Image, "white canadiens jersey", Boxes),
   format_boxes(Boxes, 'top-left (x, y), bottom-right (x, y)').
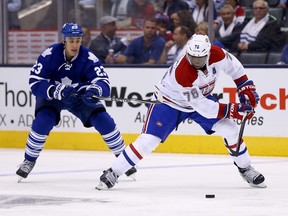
top-left (155, 46), bottom-right (246, 118)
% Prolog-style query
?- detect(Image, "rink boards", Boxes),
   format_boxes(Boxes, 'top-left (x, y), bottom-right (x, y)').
top-left (0, 66), bottom-right (287, 156)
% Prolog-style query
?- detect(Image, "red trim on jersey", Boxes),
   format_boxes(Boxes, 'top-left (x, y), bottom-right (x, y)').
top-left (175, 57), bottom-right (198, 87)
top-left (217, 103), bottom-right (227, 118)
top-left (208, 46), bottom-right (226, 65)
top-left (129, 143), bottom-right (143, 160)
top-left (162, 95), bottom-right (193, 109)
top-left (199, 80), bottom-right (216, 96)
top-left (175, 46), bottom-right (225, 88)
top-left (142, 104), bottom-right (154, 133)
top-left (234, 75), bottom-right (248, 86)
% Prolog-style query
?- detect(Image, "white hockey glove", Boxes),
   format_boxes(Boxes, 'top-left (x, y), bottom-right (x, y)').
top-left (52, 83), bottom-right (78, 104)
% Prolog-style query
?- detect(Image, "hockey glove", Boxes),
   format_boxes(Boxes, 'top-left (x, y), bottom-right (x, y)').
top-left (52, 83), bottom-right (78, 104)
top-left (220, 103), bottom-right (254, 120)
top-left (82, 84), bottom-right (102, 108)
top-left (237, 80), bottom-right (259, 108)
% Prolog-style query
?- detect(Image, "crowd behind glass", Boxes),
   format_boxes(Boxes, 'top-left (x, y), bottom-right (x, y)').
top-left (1, 0), bottom-right (288, 65)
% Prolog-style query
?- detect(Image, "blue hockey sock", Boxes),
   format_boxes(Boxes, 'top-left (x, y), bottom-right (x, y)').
top-left (24, 109), bottom-right (57, 161)
top-left (90, 111), bottom-right (125, 156)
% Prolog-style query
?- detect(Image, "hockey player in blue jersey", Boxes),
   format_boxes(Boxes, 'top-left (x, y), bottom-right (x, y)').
top-left (16, 23), bottom-right (136, 181)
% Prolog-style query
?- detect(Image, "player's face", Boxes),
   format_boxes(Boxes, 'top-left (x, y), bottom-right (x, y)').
top-left (64, 37), bottom-right (82, 59)
top-left (187, 54), bottom-right (207, 69)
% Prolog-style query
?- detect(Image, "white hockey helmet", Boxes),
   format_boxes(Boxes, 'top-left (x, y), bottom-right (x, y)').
top-left (186, 34), bottom-right (211, 69)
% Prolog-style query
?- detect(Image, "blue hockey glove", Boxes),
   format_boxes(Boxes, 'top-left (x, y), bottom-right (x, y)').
top-left (237, 80), bottom-right (259, 108)
top-left (53, 83), bottom-right (78, 104)
top-left (82, 84), bottom-right (103, 108)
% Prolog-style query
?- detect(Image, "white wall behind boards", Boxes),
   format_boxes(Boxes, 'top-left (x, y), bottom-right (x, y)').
top-left (0, 67), bottom-right (287, 137)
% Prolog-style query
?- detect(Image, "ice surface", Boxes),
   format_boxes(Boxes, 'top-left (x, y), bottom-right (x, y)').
top-left (1, 149), bottom-right (288, 216)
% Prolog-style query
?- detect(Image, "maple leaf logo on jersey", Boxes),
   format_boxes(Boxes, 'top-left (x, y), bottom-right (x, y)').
top-left (41, 47), bottom-right (53, 58)
top-left (88, 52), bottom-right (99, 63)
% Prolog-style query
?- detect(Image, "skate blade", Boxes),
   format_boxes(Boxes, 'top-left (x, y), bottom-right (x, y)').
top-left (95, 181), bottom-right (108, 190)
top-left (127, 173), bottom-right (136, 181)
top-left (249, 182), bottom-right (267, 188)
top-left (17, 176), bottom-right (24, 183)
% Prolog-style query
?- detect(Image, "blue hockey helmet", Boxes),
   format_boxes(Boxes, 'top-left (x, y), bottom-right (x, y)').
top-left (61, 23), bottom-right (83, 39)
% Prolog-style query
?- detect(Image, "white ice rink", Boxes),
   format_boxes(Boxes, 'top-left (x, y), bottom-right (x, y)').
top-left (0, 148), bottom-right (288, 216)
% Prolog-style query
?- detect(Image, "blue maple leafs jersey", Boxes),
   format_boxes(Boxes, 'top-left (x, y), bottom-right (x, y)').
top-left (29, 43), bottom-right (110, 99)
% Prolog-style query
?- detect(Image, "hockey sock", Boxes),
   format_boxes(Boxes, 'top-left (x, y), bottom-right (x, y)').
top-left (102, 127), bottom-right (125, 156)
top-left (25, 129), bottom-right (47, 162)
top-left (24, 109), bottom-right (57, 162)
top-left (212, 118), bottom-right (251, 168)
top-left (90, 111), bottom-right (125, 156)
top-left (112, 134), bottom-right (161, 176)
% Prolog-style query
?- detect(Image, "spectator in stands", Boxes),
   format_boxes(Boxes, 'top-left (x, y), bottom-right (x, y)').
top-left (268, 0), bottom-right (287, 8)
top-left (78, 0), bottom-right (97, 28)
top-left (169, 9), bottom-right (196, 32)
top-left (195, 21), bottom-right (225, 49)
top-left (155, 12), bottom-right (174, 41)
top-left (82, 26), bottom-right (92, 48)
top-left (278, 44), bottom-right (288, 64)
top-left (192, 0), bottom-right (217, 24)
top-left (109, 0), bottom-right (130, 28)
top-left (110, 0), bottom-right (156, 29)
top-left (183, 0), bottom-right (196, 12)
top-left (226, 0), bottom-right (245, 24)
top-left (89, 16), bottom-right (127, 64)
top-left (213, 0), bottom-right (244, 28)
top-left (159, 25), bottom-right (192, 64)
top-left (231, 0), bottom-right (285, 53)
top-left (162, 0), bottom-right (189, 17)
top-left (128, 0), bottom-right (157, 28)
top-left (215, 4), bottom-right (242, 50)
top-left (153, 0), bottom-right (165, 12)
top-left (115, 18), bottom-right (165, 64)
top-left (79, 0), bottom-right (96, 7)
top-left (7, 0), bottom-right (22, 29)
top-left (214, 0), bottom-right (225, 13)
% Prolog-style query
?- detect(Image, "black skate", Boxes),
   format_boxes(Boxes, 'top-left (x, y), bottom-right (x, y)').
top-left (96, 168), bottom-right (118, 190)
top-left (16, 160), bottom-right (36, 182)
top-left (125, 166), bottom-right (137, 180)
top-left (235, 163), bottom-right (267, 188)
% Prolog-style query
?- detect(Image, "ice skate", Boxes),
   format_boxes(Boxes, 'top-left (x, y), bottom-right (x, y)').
top-left (96, 168), bottom-right (118, 190)
top-left (235, 163), bottom-right (267, 188)
top-left (125, 166), bottom-right (137, 181)
top-left (16, 160), bottom-right (36, 182)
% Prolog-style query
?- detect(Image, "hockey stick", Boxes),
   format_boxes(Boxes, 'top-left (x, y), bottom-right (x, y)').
top-left (228, 109), bottom-right (253, 157)
top-left (235, 111), bottom-right (250, 156)
top-left (72, 93), bottom-right (162, 104)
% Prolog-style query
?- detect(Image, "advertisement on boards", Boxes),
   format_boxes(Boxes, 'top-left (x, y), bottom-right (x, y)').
top-left (0, 67), bottom-right (287, 138)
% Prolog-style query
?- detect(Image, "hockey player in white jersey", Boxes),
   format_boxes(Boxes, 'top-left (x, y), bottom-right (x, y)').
top-left (96, 34), bottom-right (266, 190)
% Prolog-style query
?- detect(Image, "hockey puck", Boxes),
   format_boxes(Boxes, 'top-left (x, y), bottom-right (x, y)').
top-left (205, 194), bottom-right (215, 198)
